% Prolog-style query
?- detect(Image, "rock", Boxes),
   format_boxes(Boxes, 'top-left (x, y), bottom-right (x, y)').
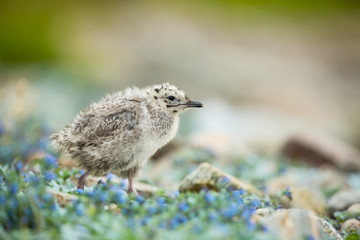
top-left (251, 208), bottom-right (275, 223)
top-left (328, 190), bottom-right (360, 213)
top-left (281, 133), bottom-right (360, 172)
top-left (179, 162), bottom-right (262, 196)
top-left (341, 219), bottom-right (360, 233)
top-left (261, 209), bottom-right (343, 240)
top-left (267, 176), bottom-right (328, 216)
top-left (348, 203), bottom-right (360, 213)
top-left (47, 189), bottom-right (78, 207)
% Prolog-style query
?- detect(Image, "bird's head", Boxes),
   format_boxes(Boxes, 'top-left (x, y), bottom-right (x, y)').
top-left (147, 83), bottom-right (203, 114)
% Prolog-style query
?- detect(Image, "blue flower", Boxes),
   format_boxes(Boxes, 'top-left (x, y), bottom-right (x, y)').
top-left (169, 191), bottom-right (179, 198)
top-left (218, 176), bottom-right (230, 186)
top-left (9, 183), bottom-right (19, 195)
top-left (15, 161), bottom-right (23, 172)
top-left (221, 205), bottom-right (238, 219)
top-left (113, 190), bottom-right (127, 204)
top-left (44, 171), bottom-right (56, 181)
top-left (75, 204), bottom-right (85, 216)
top-left (283, 187), bottom-right (292, 200)
top-left (305, 235), bottom-right (315, 240)
top-left (250, 199), bottom-right (261, 208)
top-left (156, 197), bottom-right (166, 205)
top-left (135, 195), bottom-right (145, 204)
top-left (96, 191), bottom-right (109, 203)
top-left (42, 192), bottom-right (53, 202)
top-left (204, 192), bottom-right (216, 203)
top-left (0, 194), bottom-right (6, 204)
top-left (232, 189), bottom-right (245, 198)
top-left (76, 189), bottom-right (84, 194)
top-left (178, 202), bottom-right (190, 212)
top-left (24, 174), bottom-right (40, 184)
top-left (147, 206), bottom-right (158, 215)
top-left (242, 208), bottom-right (255, 221)
top-left (106, 173), bottom-right (114, 182)
top-left (119, 179), bottom-right (128, 189)
top-left (44, 154), bottom-right (58, 168)
top-left (140, 216), bottom-right (150, 226)
top-left (246, 220), bottom-right (256, 231)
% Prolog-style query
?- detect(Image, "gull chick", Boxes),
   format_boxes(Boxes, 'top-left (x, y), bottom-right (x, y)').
top-left (51, 83), bottom-right (203, 194)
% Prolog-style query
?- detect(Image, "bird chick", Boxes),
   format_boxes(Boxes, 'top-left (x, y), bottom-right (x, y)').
top-left (51, 83), bottom-right (203, 195)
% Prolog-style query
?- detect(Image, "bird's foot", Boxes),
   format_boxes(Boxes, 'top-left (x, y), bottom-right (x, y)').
top-left (77, 171), bottom-right (89, 190)
top-left (128, 177), bottom-right (140, 197)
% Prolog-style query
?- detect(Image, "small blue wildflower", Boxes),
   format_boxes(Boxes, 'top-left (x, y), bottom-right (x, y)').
top-left (135, 195), bottom-right (145, 204)
top-left (76, 189), bottom-right (84, 194)
top-left (9, 183), bottom-right (19, 195)
top-left (305, 235), bottom-right (315, 240)
top-left (113, 190), bottom-right (127, 204)
top-left (119, 179), bottom-right (128, 189)
top-left (96, 191), bottom-right (109, 203)
top-left (175, 214), bottom-right (188, 224)
top-left (261, 225), bottom-right (268, 232)
top-left (0, 194), bottom-right (6, 204)
top-left (242, 208), bottom-right (255, 220)
top-left (75, 204), bottom-right (85, 216)
top-left (218, 176), bottom-right (230, 186)
top-left (169, 190), bottom-right (180, 198)
top-left (246, 220), bottom-right (256, 231)
top-left (106, 173), bottom-right (114, 182)
top-left (42, 192), bottom-right (53, 202)
top-left (221, 206), bottom-right (237, 219)
top-left (232, 189), bottom-right (245, 198)
top-left (44, 154), bottom-right (58, 168)
top-left (86, 190), bottom-right (96, 198)
top-left (24, 174), bottom-right (40, 184)
top-left (251, 199), bottom-right (261, 208)
top-left (79, 169), bottom-right (85, 175)
top-left (15, 161), bottom-right (23, 172)
top-left (44, 171), bottom-right (56, 181)
top-left (178, 202), bottom-right (190, 212)
top-left (147, 206), bottom-right (158, 215)
top-left (140, 216), bottom-right (150, 226)
top-left (156, 197), bottom-right (166, 205)
top-left (50, 203), bottom-right (57, 211)
top-left (283, 187), bottom-right (292, 200)
top-left (204, 192), bottom-right (216, 203)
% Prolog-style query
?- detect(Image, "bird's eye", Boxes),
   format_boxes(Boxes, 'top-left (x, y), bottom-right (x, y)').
top-left (167, 96), bottom-right (175, 101)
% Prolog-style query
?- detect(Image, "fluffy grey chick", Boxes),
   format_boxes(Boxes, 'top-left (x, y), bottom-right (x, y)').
top-left (51, 83), bottom-right (203, 195)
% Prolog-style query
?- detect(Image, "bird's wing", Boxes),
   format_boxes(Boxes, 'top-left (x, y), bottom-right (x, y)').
top-left (73, 105), bottom-right (140, 140)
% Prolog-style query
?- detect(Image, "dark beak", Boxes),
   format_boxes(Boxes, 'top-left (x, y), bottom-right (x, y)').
top-left (185, 100), bottom-right (203, 108)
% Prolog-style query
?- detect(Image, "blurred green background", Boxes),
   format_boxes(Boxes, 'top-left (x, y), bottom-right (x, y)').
top-left (1, 0), bottom-right (360, 152)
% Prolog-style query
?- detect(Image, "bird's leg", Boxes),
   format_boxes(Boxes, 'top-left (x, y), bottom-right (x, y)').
top-left (77, 171), bottom-right (89, 190)
top-left (128, 176), bottom-right (139, 196)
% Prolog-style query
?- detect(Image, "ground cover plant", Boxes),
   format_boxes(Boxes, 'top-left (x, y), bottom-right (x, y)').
top-left (0, 117), bottom-right (359, 240)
